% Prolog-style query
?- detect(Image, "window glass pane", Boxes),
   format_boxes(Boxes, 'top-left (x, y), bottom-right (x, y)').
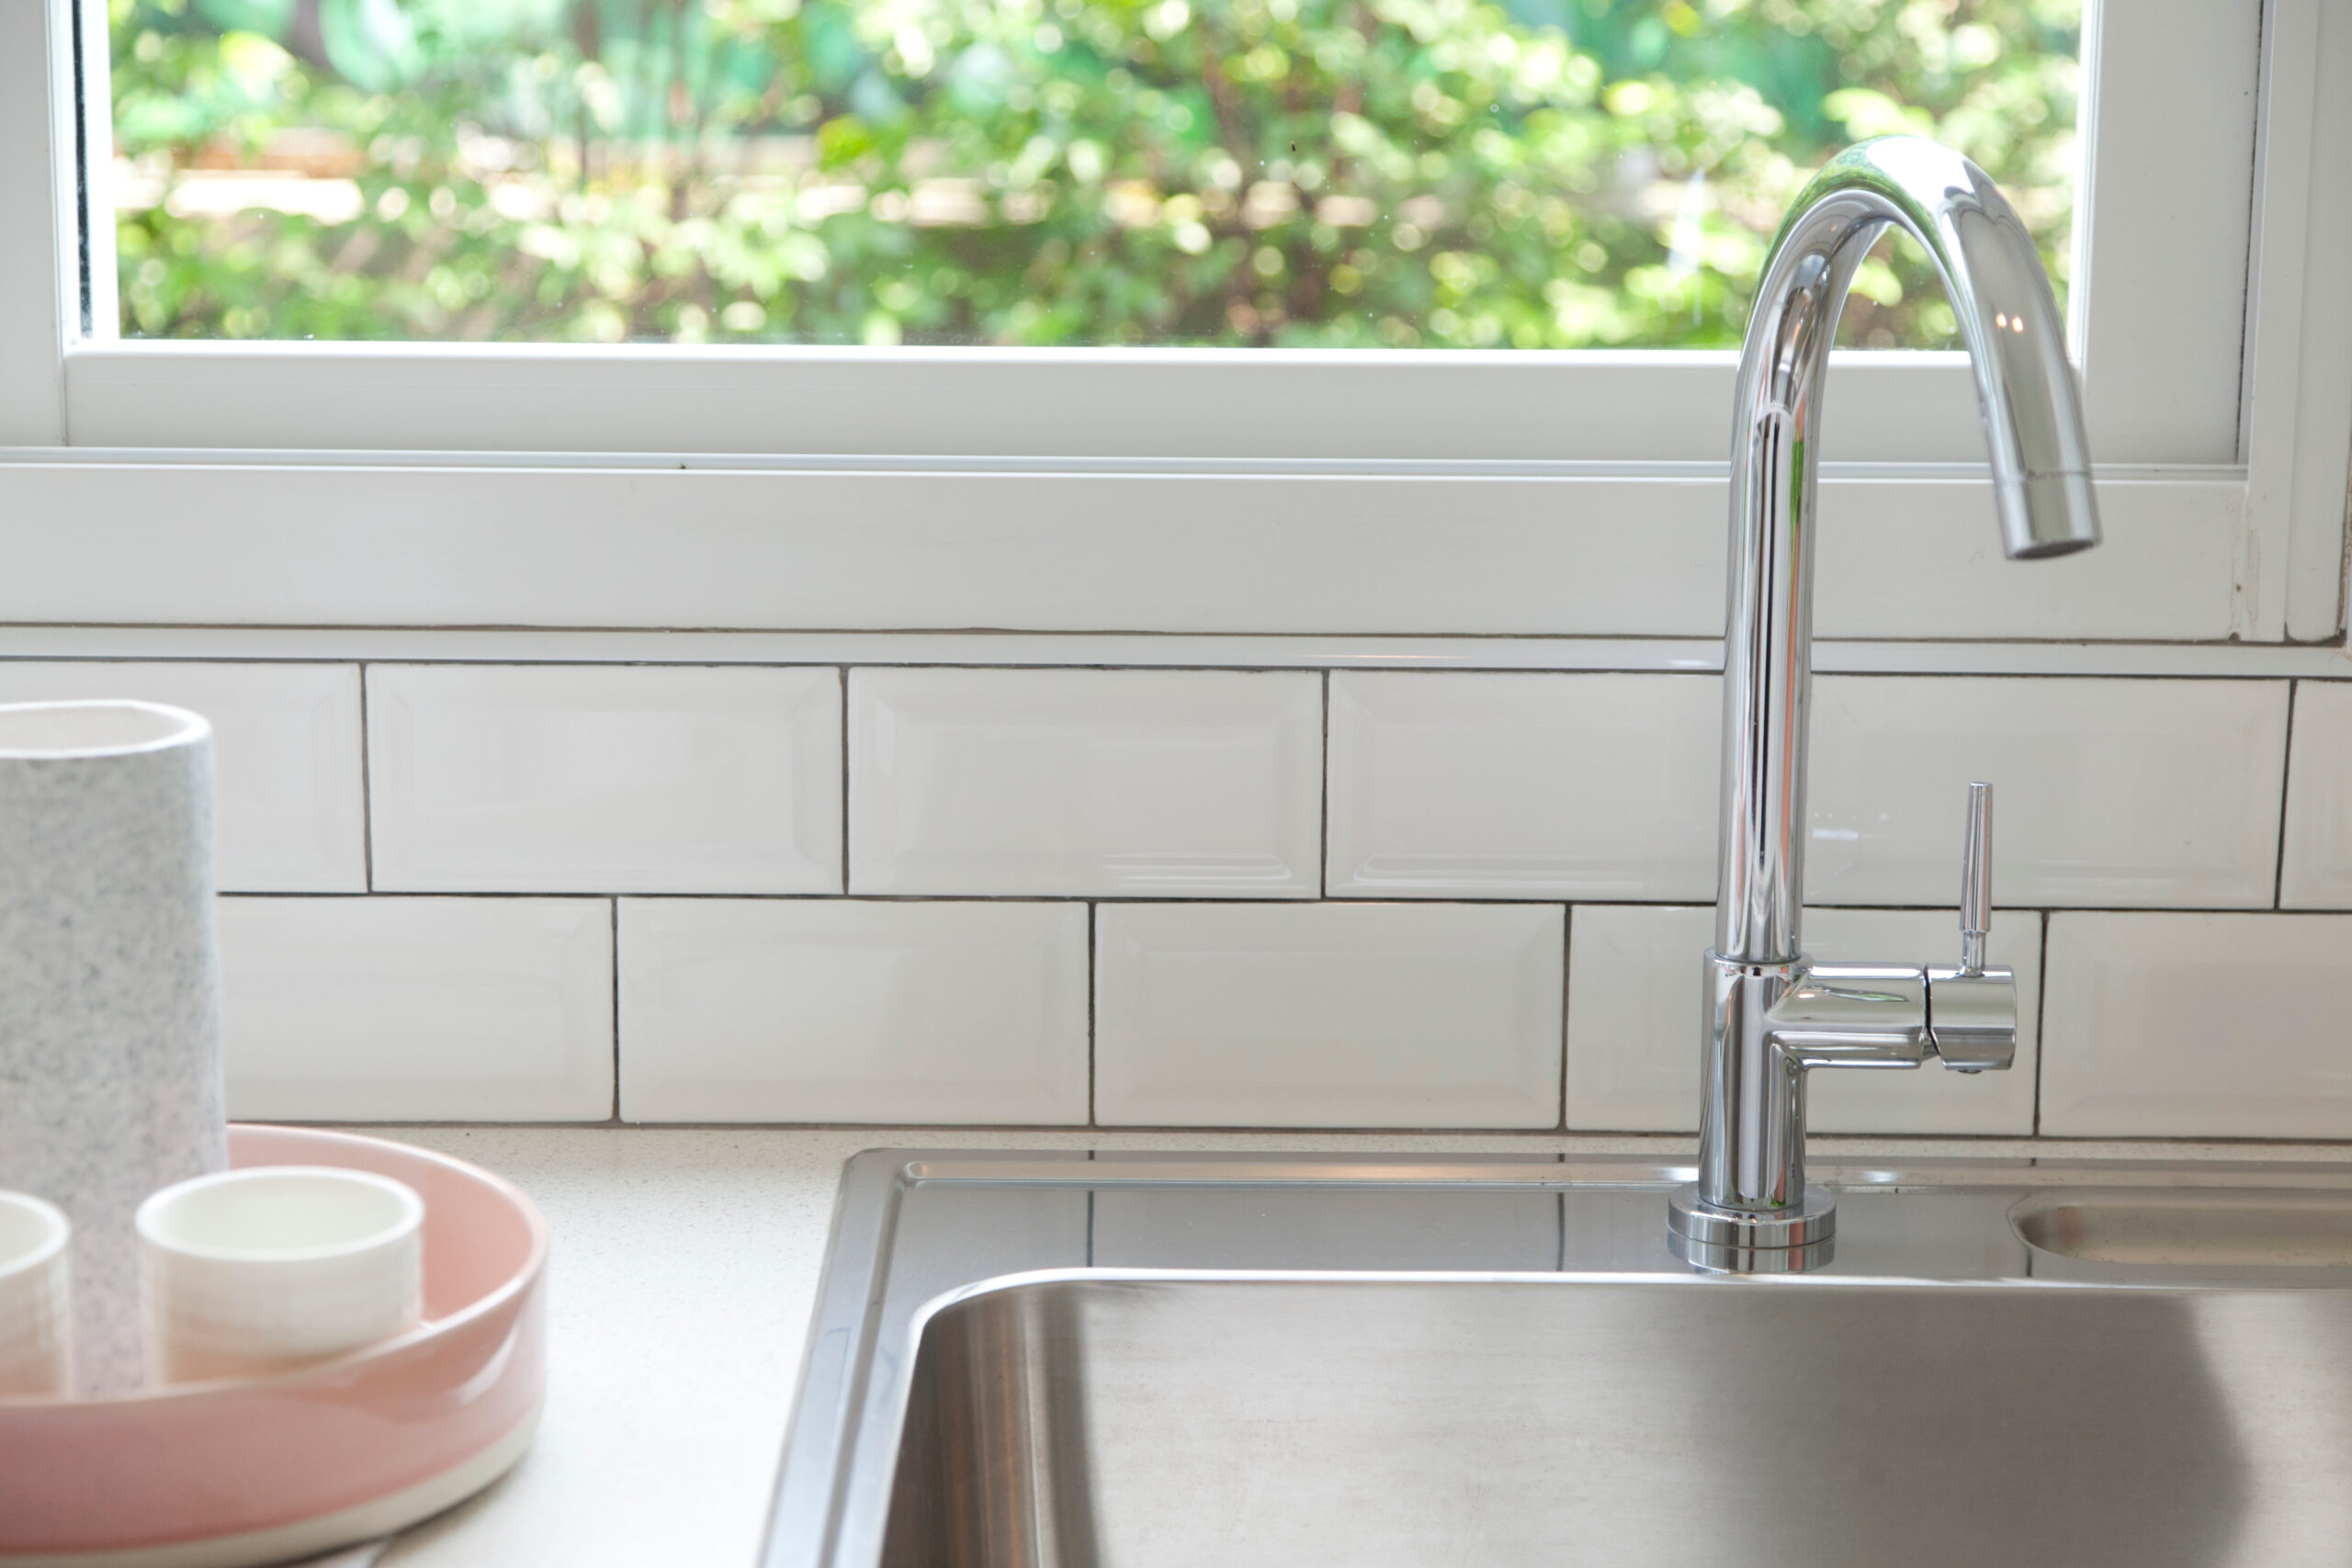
top-left (107, 0), bottom-right (2080, 348)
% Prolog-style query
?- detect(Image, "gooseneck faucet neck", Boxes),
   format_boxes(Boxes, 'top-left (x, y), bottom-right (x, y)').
top-left (1688, 137), bottom-right (2100, 1249)
top-left (1715, 136), bottom-right (2099, 967)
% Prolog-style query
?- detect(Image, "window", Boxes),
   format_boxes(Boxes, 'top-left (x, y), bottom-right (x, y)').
top-left (110, 0), bottom-right (2083, 353)
top-left (0, 0), bottom-right (2345, 649)
top-left (28, 0), bottom-right (2267, 466)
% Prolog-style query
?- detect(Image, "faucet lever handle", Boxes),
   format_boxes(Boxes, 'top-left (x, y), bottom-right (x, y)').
top-left (1960, 781), bottom-right (1992, 974)
top-left (1928, 779), bottom-right (2015, 1075)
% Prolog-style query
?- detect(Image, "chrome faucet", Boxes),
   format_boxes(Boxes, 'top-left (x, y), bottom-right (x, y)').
top-left (1666, 137), bottom-right (2100, 1272)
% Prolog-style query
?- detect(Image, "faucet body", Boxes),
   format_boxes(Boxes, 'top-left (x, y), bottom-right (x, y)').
top-left (1669, 138), bottom-right (2100, 1270)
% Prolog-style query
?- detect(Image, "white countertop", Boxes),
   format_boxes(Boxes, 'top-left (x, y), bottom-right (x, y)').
top-left (362, 1125), bottom-right (2352, 1568)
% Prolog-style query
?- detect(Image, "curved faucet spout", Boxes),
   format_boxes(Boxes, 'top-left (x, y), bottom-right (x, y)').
top-left (1716, 134), bottom-right (2100, 968)
top-left (1683, 138), bottom-right (2103, 1247)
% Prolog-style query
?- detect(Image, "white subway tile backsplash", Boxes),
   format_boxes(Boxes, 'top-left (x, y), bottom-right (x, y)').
top-left (618, 899), bottom-right (1088, 1124)
top-left (0, 661), bottom-right (363, 892)
top-left (368, 664), bottom-right (842, 894)
top-left (1326, 671), bottom-right (1719, 899)
top-left (1564, 904), bottom-right (2041, 1134)
top-left (2040, 912), bottom-right (2352, 1138)
top-left (219, 896), bottom-right (613, 1121)
top-left (2281, 682), bottom-right (2352, 908)
top-left (1095, 902), bottom-right (1564, 1128)
top-left (8, 649), bottom-right (2312, 1139)
top-left (1806, 676), bottom-right (2287, 908)
top-left (849, 668), bottom-right (1320, 897)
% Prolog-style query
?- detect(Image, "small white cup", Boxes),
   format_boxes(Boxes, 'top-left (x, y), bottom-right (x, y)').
top-left (137, 1167), bottom-right (424, 1385)
top-left (0, 1191), bottom-right (70, 1398)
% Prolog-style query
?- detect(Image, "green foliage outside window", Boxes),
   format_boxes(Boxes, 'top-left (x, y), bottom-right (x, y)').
top-left (109, 0), bottom-right (2080, 347)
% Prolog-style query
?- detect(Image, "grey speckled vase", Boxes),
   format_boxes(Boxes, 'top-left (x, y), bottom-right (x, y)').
top-left (0, 701), bottom-right (225, 1393)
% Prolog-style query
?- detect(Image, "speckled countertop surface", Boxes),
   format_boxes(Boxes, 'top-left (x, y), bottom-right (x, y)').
top-left (358, 1126), bottom-right (2352, 1568)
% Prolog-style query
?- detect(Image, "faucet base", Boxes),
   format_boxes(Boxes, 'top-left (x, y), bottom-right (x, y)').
top-left (1667, 1183), bottom-right (1838, 1274)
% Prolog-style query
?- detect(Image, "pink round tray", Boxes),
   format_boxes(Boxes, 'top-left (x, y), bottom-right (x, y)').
top-left (0, 1126), bottom-right (548, 1568)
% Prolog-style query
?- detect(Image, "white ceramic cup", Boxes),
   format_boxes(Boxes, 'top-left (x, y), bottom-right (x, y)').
top-left (0, 1190), bottom-right (71, 1398)
top-left (137, 1167), bottom-right (424, 1385)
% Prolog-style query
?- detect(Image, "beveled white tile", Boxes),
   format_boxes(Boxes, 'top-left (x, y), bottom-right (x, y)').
top-left (1095, 902), bottom-right (1563, 1128)
top-left (0, 660), bottom-right (363, 892)
top-left (1327, 671), bottom-right (1719, 899)
top-left (2281, 682), bottom-right (2352, 908)
top-left (1806, 676), bottom-right (2287, 908)
top-left (2041, 912), bottom-right (2352, 1138)
top-left (368, 664), bottom-right (841, 894)
top-left (220, 897), bottom-right (613, 1121)
top-left (849, 668), bottom-right (1319, 897)
top-left (1564, 905), bottom-right (2041, 1134)
top-left (618, 899), bottom-right (1087, 1124)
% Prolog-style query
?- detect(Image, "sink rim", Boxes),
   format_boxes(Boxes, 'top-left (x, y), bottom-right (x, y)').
top-left (764, 1147), bottom-right (2352, 1568)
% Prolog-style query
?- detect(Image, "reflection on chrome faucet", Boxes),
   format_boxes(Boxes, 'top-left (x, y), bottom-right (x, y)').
top-left (1668, 136), bottom-right (2101, 1274)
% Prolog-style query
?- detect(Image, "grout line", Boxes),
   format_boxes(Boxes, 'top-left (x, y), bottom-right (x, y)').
top-left (2274, 679), bottom-right (2298, 909)
top-left (273, 1117), bottom-right (2352, 1147)
top-left (608, 898), bottom-right (622, 1124)
top-left (0, 642), bottom-right (2343, 681)
top-left (1558, 904), bottom-right (1572, 1134)
top-left (2031, 909), bottom-right (2052, 1136)
top-left (837, 667), bottom-right (851, 895)
top-left (1318, 670), bottom-right (1331, 897)
top-left (199, 888), bottom-right (2336, 918)
top-left (1086, 901), bottom-right (1098, 1129)
top-left (356, 664), bottom-right (376, 891)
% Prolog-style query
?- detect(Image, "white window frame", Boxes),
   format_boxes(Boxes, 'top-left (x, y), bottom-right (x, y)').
top-left (0, 0), bottom-right (2346, 646)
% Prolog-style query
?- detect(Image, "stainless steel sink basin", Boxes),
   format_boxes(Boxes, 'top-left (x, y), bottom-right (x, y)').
top-left (765, 1154), bottom-right (2352, 1568)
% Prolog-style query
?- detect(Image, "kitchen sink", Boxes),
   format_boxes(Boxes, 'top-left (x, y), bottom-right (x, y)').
top-left (764, 1154), bottom-right (2352, 1568)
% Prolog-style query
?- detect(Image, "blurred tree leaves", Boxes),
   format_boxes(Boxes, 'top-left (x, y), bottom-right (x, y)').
top-left (110, 0), bottom-right (2078, 346)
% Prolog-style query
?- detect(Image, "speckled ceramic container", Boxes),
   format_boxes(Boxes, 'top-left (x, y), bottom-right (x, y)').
top-left (0, 701), bottom-right (225, 1393)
